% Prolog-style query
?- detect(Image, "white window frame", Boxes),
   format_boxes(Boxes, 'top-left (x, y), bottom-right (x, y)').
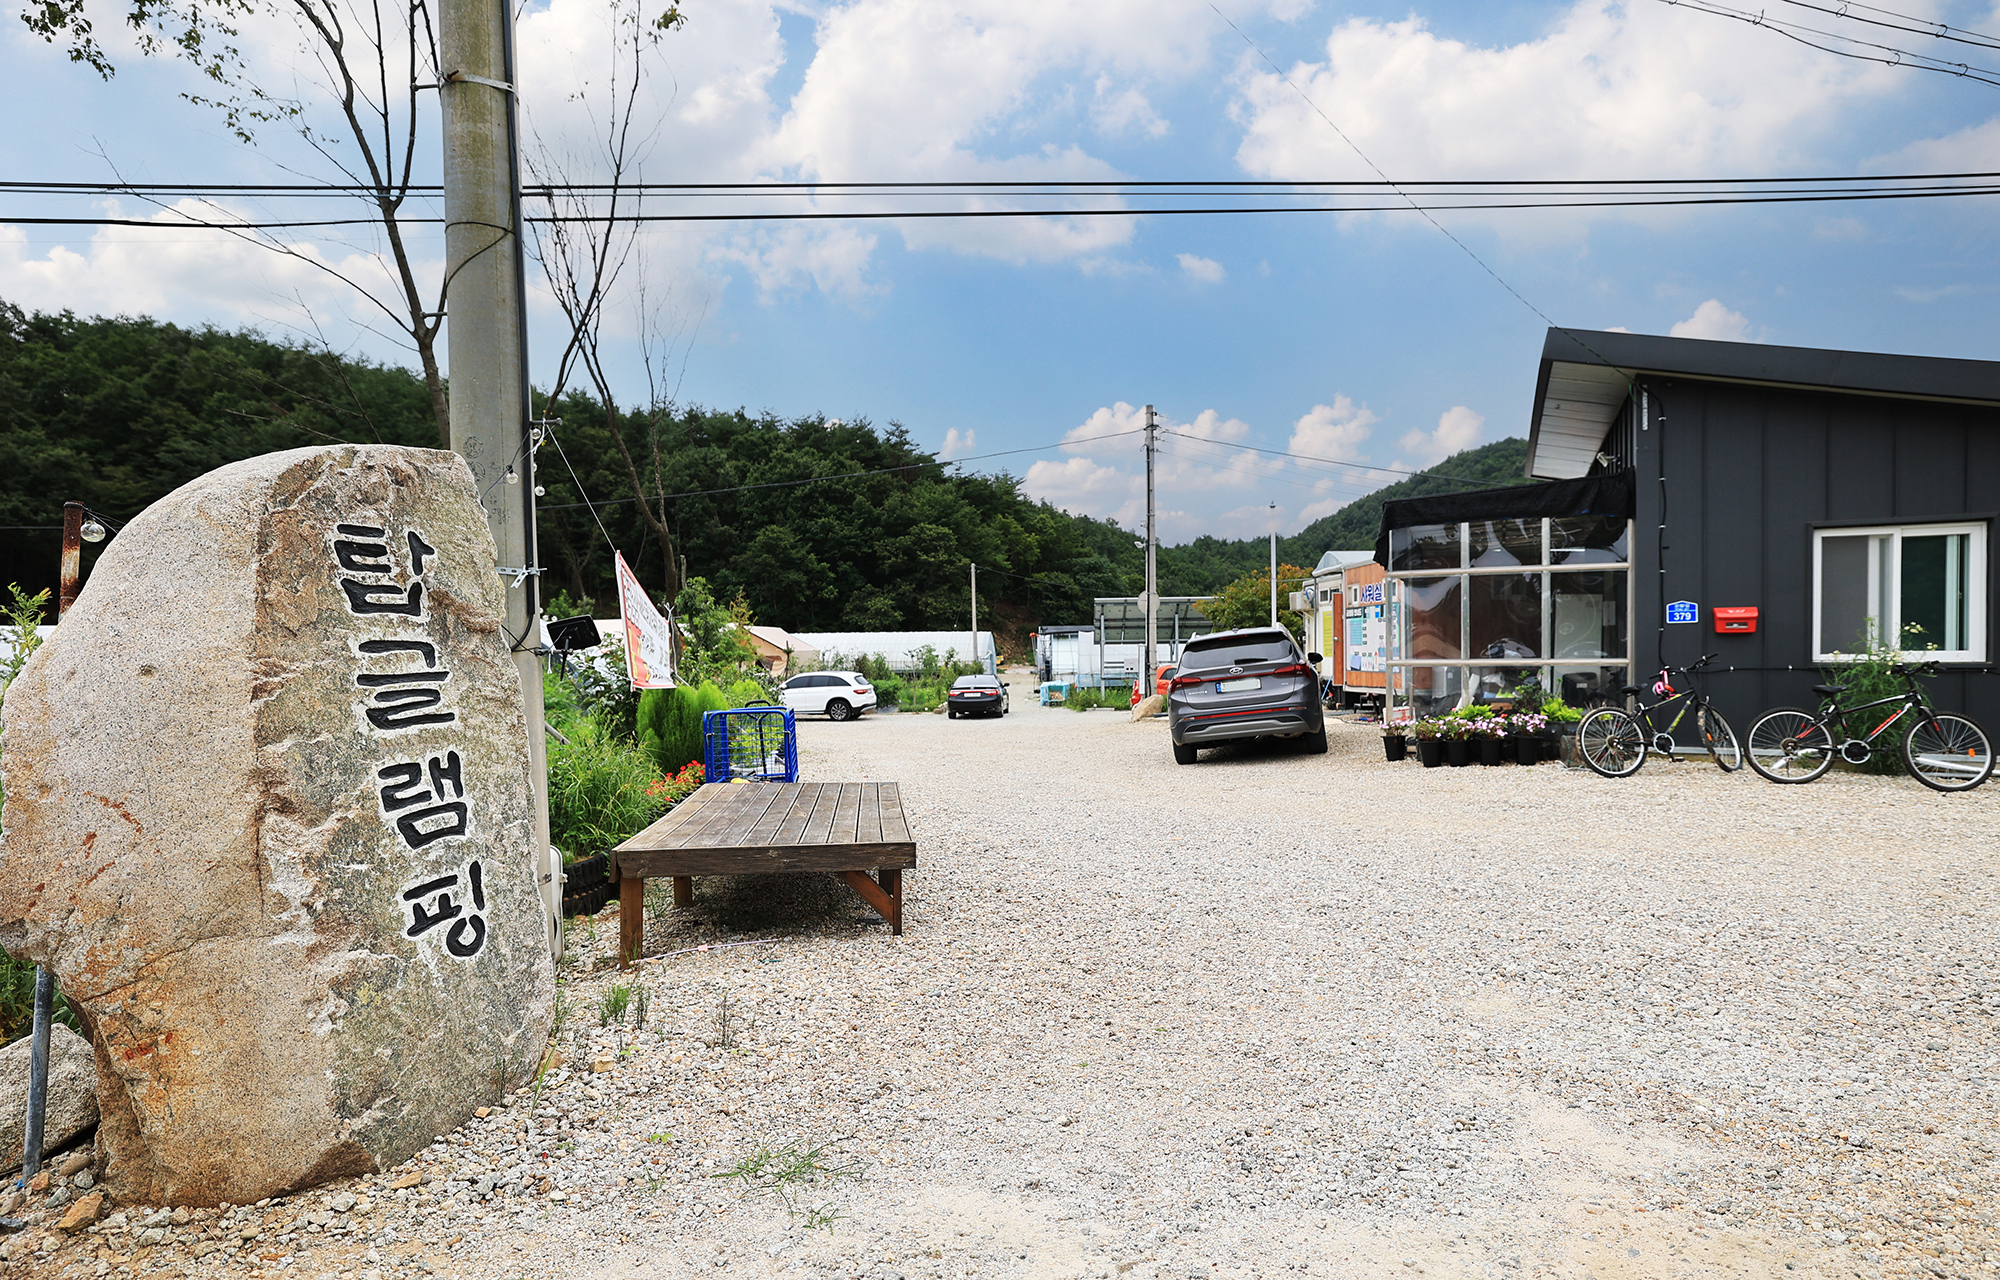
top-left (1812, 521), bottom-right (1988, 663)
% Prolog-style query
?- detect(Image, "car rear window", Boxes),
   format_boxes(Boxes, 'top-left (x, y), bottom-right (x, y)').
top-left (951, 676), bottom-right (999, 689)
top-left (1180, 637), bottom-right (1296, 670)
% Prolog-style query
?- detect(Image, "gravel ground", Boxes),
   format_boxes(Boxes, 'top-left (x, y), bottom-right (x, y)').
top-left (7, 670), bottom-right (1996, 1280)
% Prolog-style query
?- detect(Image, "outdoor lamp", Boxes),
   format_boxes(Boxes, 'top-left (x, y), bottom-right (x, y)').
top-left (79, 519), bottom-right (107, 543)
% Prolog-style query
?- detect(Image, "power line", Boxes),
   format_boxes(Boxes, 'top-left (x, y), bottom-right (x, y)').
top-left (1656, 0), bottom-right (2000, 86)
top-left (13, 170), bottom-right (2000, 194)
top-left (10, 183), bottom-right (2000, 231)
top-left (1773, 0), bottom-right (2000, 52)
top-left (536, 428), bottom-right (1142, 512)
top-left (1161, 429), bottom-right (1520, 492)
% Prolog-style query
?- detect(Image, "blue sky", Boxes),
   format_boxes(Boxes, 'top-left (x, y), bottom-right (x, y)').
top-left (6, 0), bottom-right (2000, 541)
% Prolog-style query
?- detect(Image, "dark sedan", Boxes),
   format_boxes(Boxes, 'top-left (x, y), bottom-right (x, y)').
top-left (946, 675), bottom-right (1010, 718)
top-left (1166, 627), bottom-right (1325, 764)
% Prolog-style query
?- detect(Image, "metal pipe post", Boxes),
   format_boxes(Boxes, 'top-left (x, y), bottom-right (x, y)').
top-left (1269, 502), bottom-right (1278, 628)
top-left (1143, 406), bottom-right (1157, 686)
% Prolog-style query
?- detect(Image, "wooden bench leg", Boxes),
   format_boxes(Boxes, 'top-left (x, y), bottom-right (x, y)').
top-left (839, 870), bottom-right (898, 929)
top-left (878, 868), bottom-right (903, 936)
top-left (619, 874), bottom-right (645, 970)
top-left (672, 876), bottom-right (694, 909)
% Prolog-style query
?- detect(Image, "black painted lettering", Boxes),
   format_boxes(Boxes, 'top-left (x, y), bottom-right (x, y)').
top-left (340, 579), bottom-right (425, 617)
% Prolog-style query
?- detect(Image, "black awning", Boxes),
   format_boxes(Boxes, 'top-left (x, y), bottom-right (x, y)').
top-left (1373, 470), bottom-right (1635, 566)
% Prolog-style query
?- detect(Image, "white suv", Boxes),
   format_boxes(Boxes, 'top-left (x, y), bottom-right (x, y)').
top-left (779, 671), bottom-right (878, 721)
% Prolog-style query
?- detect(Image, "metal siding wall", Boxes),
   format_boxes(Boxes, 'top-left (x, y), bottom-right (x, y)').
top-left (1640, 379), bottom-right (1998, 735)
top-left (1756, 395), bottom-right (1831, 721)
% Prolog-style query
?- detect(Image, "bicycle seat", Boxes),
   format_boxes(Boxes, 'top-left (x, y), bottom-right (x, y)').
top-left (1618, 684), bottom-right (1641, 696)
top-left (1812, 683), bottom-right (1846, 697)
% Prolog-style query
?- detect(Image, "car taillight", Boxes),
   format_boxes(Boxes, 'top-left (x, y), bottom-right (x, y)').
top-left (1169, 674), bottom-right (1207, 691)
top-left (1268, 663), bottom-right (1311, 679)
top-left (854, 685), bottom-right (871, 694)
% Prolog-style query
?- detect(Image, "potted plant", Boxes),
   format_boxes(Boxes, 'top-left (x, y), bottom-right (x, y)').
top-left (1468, 712), bottom-right (1506, 766)
top-left (1412, 718), bottom-right (1445, 768)
top-left (1509, 710), bottom-right (1549, 764)
top-left (1381, 720), bottom-right (1410, 761)
top-left (1441, 716), bottom-right (1472, 767)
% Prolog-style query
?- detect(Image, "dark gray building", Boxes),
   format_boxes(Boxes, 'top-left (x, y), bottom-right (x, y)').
top-left (1529, 327), bottom-right (1999, 730)
top-left (1372, 328), bottom-right (1998, 736)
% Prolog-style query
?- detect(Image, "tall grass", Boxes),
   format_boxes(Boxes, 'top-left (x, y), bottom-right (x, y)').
top-left (547, 716), bottom-right (669, 860)
top-left (0, 584), bottom-right (73, 1045)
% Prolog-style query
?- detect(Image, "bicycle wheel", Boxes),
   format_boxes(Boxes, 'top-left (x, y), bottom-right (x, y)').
top-left (1699, 705), bottom-right (1744, 772)
top-left (1744, 707), bottom-right (1835, 783)
top-left (1902, 712), bottom-right (1995, 792)
top-left (1577, 708), bottom-right (1648, 778)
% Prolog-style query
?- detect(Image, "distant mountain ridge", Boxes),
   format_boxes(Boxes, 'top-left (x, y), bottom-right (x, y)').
top-left (1154, 437), bottom-right (1531, 594)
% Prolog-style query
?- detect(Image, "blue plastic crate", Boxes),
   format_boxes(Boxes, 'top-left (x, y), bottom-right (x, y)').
top-left (701, 704), bottom-right (799, 783)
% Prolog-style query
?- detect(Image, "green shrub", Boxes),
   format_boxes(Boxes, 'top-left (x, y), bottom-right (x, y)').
top-left (1064, 685), bottom-right (1128, 711)
top-left (1822, 625), bottom-right (1930, 774)
top-left (728, 678), bottom-right (769, 707)
top-left (548, 714), bottom-right (667, 860)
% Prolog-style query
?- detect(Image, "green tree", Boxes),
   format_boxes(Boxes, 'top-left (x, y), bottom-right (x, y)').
top-left (1201, 563), bottom-right (1315, 635)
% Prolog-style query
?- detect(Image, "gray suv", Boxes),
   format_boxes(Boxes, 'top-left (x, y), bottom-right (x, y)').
top-left (1166, 627), bottom-right (1325, 764)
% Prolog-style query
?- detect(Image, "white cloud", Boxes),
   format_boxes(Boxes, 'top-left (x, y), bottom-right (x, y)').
top-left (1232, 1), bottom-right (1902, 226)
top-left (1669, 299), bottom-right (1754, 342)
top-left (0, 201), bottom-right (429, 347)
top-left (706, 225), bottom-right (883, 300)
top-left (1397, 405), bottom-right (1486, 468)
top-left (1287, 395), bottom-right (1377, 463)
top-left (1032, 400), bottom-right (1282, 535)
top-left (940, 427), bottom-right (977, 459)
top-left (1092, 75), bottom-right (1170, 138)
top-left (1176, 253), bottom-right (1225, 283)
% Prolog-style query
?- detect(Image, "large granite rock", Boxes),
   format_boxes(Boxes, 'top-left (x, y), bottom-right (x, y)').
top-left (0, 1023), bottom-right (99, 1171)
top-left (0, 445), bottom-right (553, 1206)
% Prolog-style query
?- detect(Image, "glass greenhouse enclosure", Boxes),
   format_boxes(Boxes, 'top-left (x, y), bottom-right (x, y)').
top-left (1384, 515), bottom-right (1633, 718)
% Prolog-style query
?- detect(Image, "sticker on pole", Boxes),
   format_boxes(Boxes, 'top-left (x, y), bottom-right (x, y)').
top-left (1666, 600), bottom-right (1700, 625)
top-left (615, 551), bottom-right (677, 688)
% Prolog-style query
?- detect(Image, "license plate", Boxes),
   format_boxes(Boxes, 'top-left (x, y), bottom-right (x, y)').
top-left (1216, 677), bottom-right (1261, 693)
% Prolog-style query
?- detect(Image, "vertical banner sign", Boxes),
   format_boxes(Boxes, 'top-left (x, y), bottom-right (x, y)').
top-left (616, 551), bottom-right (677, 688)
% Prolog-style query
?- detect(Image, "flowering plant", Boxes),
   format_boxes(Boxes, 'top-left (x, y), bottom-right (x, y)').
top-left (1508, 710), bottom-right (1549, 737)
top-left (1381, 718), bottom-right (1414, 737)
top-left (1410, 717), bottom-right (1444, 741)
top-left (645, 760), bottom-right (706, 807)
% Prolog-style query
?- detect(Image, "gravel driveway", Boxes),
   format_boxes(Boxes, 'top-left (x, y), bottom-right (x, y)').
top-left (13, 675), bottom-right (1996, 1280)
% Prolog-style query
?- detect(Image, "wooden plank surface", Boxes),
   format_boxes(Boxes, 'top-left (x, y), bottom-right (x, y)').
top-left (613, 781), bottom-right (917, 880)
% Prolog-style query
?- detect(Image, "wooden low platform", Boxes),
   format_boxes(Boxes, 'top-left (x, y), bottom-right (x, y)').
top-left (610, 781), bottom-right (916, 967)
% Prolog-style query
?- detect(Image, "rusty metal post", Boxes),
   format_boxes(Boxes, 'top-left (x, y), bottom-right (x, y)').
top-left (58, 501), bottom-right (83, 618)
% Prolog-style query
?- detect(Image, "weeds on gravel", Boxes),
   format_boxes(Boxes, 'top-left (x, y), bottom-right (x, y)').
top-left (714, 992), bottom-right (736, 1049)
top-left (599, 983), bottom-right (633, 1026)
top-left (711, 1136), bottom-right (863, 1227)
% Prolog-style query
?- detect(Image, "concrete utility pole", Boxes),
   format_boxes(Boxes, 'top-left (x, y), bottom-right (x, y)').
top-left (1144, 406), bottom-right (1158, 686)
top-left (1269, 501), bottom-right (1279, 628)
top-left (969, 562), bottom-right (978, 674)
top-left (441, 0), bottom-right (559, 957)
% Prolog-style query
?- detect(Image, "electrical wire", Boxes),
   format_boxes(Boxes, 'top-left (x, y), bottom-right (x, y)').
top-left (1773, 0), bottom-right (2000, 51)
top-left (1656, 0), bottom-right (2000, 86)
top-left (1162, 429), bottom-right (1527, 492)
top-left (536, 428), bottom-right (1142, 512)
top-left (11, 182), bottom-right (1999, 230)
top-left (11, 170), bottom-right (2000, 194)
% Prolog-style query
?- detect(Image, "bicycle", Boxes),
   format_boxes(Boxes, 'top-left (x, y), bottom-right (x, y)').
top-left (1744, 661), bottom-right (1994, 792)
top-left (1575, 654), bottom-right (1744, 779)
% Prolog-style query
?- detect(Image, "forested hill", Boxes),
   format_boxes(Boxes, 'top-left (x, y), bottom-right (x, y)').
top-left (2, 303), bottom-right (1530, 642)
top-left (1152, 438), bottom-right (1532, 594)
